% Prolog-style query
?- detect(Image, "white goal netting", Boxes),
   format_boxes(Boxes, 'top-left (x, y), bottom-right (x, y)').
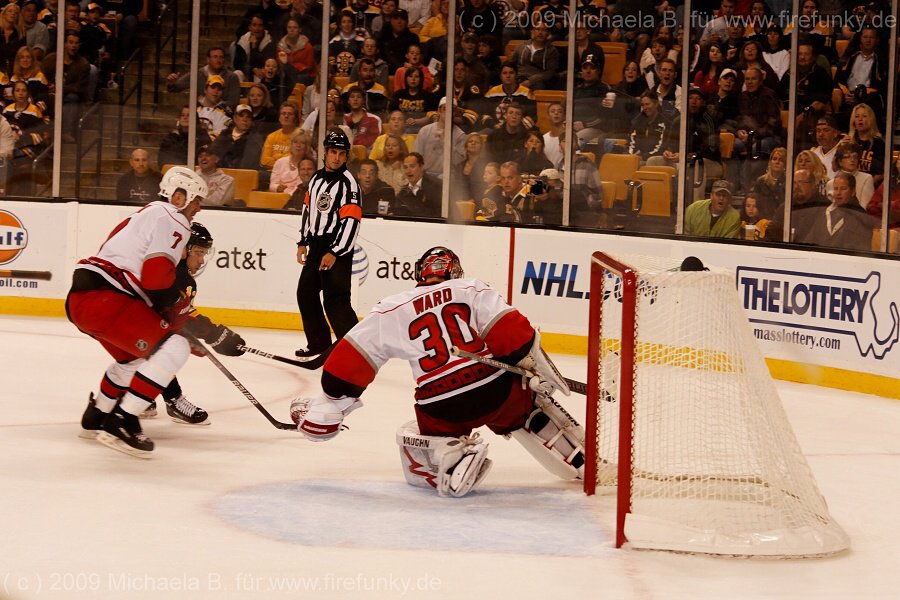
top-left (589, 253), bottom-right (849, 557)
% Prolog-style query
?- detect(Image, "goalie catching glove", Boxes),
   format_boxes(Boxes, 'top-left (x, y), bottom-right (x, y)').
top-left (295, 392), bottom-right (362, 441)
top-left (516, 330), bottom-right (570, 397)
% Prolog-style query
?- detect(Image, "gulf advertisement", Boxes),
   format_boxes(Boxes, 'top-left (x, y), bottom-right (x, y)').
top-left (0, 200), bottom-right (74, 298)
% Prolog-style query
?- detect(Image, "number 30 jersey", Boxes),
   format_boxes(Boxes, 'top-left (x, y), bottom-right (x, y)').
top-left (323, 278), bottom-right (536, 409)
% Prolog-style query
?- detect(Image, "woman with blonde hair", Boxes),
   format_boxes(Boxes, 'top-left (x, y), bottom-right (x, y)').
top-left (270, 129), bottom-right (313, 195)
top-left (454, 132), bottom-right (488, 201)
top-left (750, 146), bottom-right (786, 218)
top-left (848, 103), bottom-right (885, 189)
top-left (376, 133), bottom-right (408, 193)
top-left (246, 82), bottom-right (278, 129)
top-left (0, 2), bottom-right (25, 75)
top-left (794, 150), bottom-right (828, 190)
top-left (8, 44), bottom-right (48, 112)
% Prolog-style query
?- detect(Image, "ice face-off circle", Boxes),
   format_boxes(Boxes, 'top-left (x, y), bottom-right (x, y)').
top-left (214, 480), bottom-right (609, 557)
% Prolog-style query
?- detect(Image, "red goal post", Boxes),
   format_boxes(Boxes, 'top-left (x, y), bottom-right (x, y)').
top-left (584, 252), bottom-right (849, 557)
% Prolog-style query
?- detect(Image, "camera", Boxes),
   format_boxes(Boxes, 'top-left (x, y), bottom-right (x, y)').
top-left (530, 178), bottom-right (546, 195)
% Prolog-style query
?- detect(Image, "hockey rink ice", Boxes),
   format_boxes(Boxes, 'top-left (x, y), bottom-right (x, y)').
top-left (1, 314), bottom-right (898, 599)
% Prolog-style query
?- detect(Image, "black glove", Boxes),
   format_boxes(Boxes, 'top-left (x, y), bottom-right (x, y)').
top-left (207, 325), bottom-right (246, 356)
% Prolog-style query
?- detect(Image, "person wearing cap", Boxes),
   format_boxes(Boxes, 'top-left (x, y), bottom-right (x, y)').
top-left (572, 26), bottom-right (604, 83)
top-left (197, 75), bottom-right (234, 140)
top-left (379, 8), bottom-right (419, 73)
top-left (707, 67), bottom-right (739, 130)
top-left (79, 3), bottom-right (112, 66)
top-left (116, 148), bottom-right (163, 204)
top-left (684, 180), bottom-right (741, 238)
top-left (681, 86), bottom-right (722, 201)
top-left (811, 115), bottom-right (847, 179)
top-left (209, 102), bottom-right (266, 170)
top-left (167, 46), bottom-right (241, 108)
top-left (413, 96), bottom-right (467, 177)
top-left (509, 20), bottom-right (559, 91)
top-left (531, 168), bottom-right (563, 225)
top-left (197, 145), bottom-right (238, 207)
top-left (573, 52), bottom-right (614, 146)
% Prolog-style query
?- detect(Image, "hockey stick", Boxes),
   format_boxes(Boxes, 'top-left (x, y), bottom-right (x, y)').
top-left (237, 341), bottom-right (335, 370)
top-left (449, 347), bottom-right (588, 396)
top-left (189, 336), bottom-right (297, 431)
top-left (0, 269), bottom-right (52, 280)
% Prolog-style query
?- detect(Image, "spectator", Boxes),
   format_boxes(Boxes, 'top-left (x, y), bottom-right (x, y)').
top-left (270, 129), bottom-right (312, 195)
top-left (329, 11), bottom-right (364, 77)
top-left (392, 44), bottom-right (434, 93)
top-left (572, 26), bottom-right (604, 84)
top-left (9, 45), bottom-right (50, 113)
top-left (792, 38), bottom-right (833, 152)
top-left (749, 146), bottom-right (786, 218)
top-left (388, 67), bottom-right (436, 132)
top-left (454, 131), bottom-right (489, 202)
top-left (282, 157), bottom-right (317, 210)
top-left (115, 148), bottom-right (163, 203)
top-left (826, 142), bottom-right (875, 209)
top-left (376, 133), bottom-right (409, 193)
top-left (733, 40), bottom-right (779, 92)
top-left (564, 134), bottom-right (603, 227)
top-left (395, 152), bottom-right (442, 217)
top-left (157, 105), bottom-right (213, 168)
top-left (740, 193), bottom-right (770, 240)
top-left (245, 82), bottom-right (279, 133)
top-left (794, 149), bottom-right (829, 189)
top-left (486, 102), bottom-right (530, 164)
top-left (734, 66), bottom-right (782, 159)
top-left (810, 115), bottom-right (846, 179)
top-left (684, 180), bottom-right (741, 238)
top-left (3, 80), bottom-right (48, 194)
top-left (197, 75), bottom-right (234, 140)
top-left (572, 52), bottom-right (614, 146)
top-left (867, 153), bottom-right (900, 230)
top-left (41, 32), bottom-right (91, 143)
top-left (530, 167), bottom-right (564, 225)
top-left (234, 13), bottom-right (276, 82)
top-left (210, 103), bottom-right (266, 170)
top-left (700, 0), bottom-right (736, 44)
top-left (370, 0), bottom-right (397, 38)
top-left (235, 0), bottom-right (289, 38)
top-left (542, 102), bottom-right (565, 169)
top-left (612, 60), bottom-right (648, 130)
top-left (305, 96), bottom-right (353, 145)
top-left (79, 2), bottom-right (115, 92)
top-left (683, 87), bottom-right (721, 200)
top-left (301, 71), bottom-right (326, 121)
top-left (419, 0), bottom-right (449, 42)
top-left (412, 96), bottom-right (466, 177)
top-left (402, 0), bottom-right (433, 34)
top-left (721, 22), bottom-right (746, 65)
top-left (480, 63), bottom-right (536, 131)
top-left (343, 86), bottom-right (382, 149)
top-left (761, 24), bottom-right (789, 84)
top-left (277, 16), bottom-right (315, 85)
top-left (653, 58), bottom-right (681, 118)
top-left (197, 145), bottom-right (238, 207)
top-left (343, 58), bottom-right (389, 117)
top-left (706, 68), bottom-right (739, 131)
top-left (380, 9), bottom-right (419, 74)
top-left (627, 91), bottom-right (674, 162)
top-left (835, 26), bottom-right (886, 117)
top-left (357, 158), bottom-right (396, 216)
top-left (21, 1), bottom-right (49, 62)
top-left (509, 21), bottom-right (559, 91)
top-left (642, 35), bottom-right (674, 88)
top-left (485, 161), bottom-right (527, 223)
top-left (114, 0), bottom-right (143, 60)
top-left (797, 171), bottom-right (873, 251)
top-left (520, 131), bottom-right (553, 178)
top-left (350, 37), bottom-right (390, 89)
top-left (692, 44), bottom-right (726, 98)
top-left (457, 0), bottom-right (503, 42)
top-left (768, 167), bottom-right (830, 243)
top-left (455, 30), bottom-right (490, 93)
top-left (273, 0), bottom-right (321, 42)
top-left (257, 57), bottom-right (297, 109)
top-left (848, 103), bottom-right (885, 189)
top-left (369, 110), bottom-right (415, 161)
top-left (167, 46), bottom-right (241, 108)
top-left (0, 2), bottom-right (25, 76)
top-left (261, 100), bottom-right (301, 171)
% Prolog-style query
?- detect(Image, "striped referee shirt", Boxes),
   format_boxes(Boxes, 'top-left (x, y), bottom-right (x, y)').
top-left (299, 165), bottom-right (362, 256)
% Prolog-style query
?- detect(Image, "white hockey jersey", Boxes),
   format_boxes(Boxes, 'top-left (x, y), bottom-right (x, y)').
top-left (76, 201), bottom-right (192, 305)
top-left (326, 278), bottom-right (536, 407)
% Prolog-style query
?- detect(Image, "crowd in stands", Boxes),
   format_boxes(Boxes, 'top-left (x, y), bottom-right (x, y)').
top-left (7, 0), bottom-right (892, 253)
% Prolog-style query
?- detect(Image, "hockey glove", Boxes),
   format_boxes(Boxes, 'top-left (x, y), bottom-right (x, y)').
top-left (516, 330), bottom-right (571, 397)
top-left (207, 325), bottom-right (246, 356)
top-left (297, 392), bottom-right (362, 442)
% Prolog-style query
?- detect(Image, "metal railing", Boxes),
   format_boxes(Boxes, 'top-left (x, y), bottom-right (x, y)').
top-left (117, 46), bottom-right (144, 157)
top-left (75, 102), bottom-right (105, 199)
top-left (153, 0), bottom-right (179, 106)
top-left (30, 142), bottom-right (53, 196)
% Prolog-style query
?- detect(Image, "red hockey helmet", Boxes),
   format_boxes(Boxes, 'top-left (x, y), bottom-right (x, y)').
top-left (415, 246), bottom-right (464, 283)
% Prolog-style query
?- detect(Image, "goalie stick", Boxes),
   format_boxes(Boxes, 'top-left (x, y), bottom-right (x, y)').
top-left (238, 341), bottom-right (335, 370)
top-left (449, 346), bottom-right (588, 396)
top-left (189, 336), bottom-right (297, 431)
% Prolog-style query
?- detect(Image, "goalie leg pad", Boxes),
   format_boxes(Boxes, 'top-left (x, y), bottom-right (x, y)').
top-left (396, 421), bottom-right (492, 497)
top-left (509, 395), bottom-right (586, 480)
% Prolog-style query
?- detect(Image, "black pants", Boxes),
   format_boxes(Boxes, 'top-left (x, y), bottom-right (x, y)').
top-left (296, 238), bottom-right (358, 351)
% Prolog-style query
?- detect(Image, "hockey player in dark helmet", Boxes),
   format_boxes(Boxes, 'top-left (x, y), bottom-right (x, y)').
top-left (415, 246), bottom-right (464, 283)
top-left (141, 222), bottom-right (245, 425)
top-left (294, 127), bottom-right (362, 357)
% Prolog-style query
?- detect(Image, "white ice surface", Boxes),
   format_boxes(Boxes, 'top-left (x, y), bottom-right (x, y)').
top-left (1, 315), bottom-right (899, 599)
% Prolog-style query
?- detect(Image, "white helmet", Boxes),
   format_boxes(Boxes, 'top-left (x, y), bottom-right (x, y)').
top-left (159, 166), bottom-right (208, 208)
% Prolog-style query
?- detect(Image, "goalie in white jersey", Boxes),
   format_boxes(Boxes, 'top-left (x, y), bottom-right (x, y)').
top-left (66, 167), bottom-right (245, 458)
top-left (293, 246), bottom-right (586, 497)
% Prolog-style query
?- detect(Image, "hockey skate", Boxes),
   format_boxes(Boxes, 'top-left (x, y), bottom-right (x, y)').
top-left (165, 394), bottom-right (211, 425)
top-left (79, 393), bottom-right (107, 439)
top-left (140, 400), bottom-right (158, 418)
top-left (294, 346), bottom-right (327, 358)
top-left (96, 406), bottom-right (154, 458)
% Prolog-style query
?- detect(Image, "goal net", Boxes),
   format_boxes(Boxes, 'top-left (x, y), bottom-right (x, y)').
top-left (584, 252), bottom-right (849, 557)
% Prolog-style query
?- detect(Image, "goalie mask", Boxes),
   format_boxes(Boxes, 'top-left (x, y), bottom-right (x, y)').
top-left (415, 246), bottom-right (464, 283)
top-left (186, 222), bottom-right (214, 276)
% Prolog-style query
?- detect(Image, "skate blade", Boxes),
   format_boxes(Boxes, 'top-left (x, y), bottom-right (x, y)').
top-left (96, 431), bottom-right (153, 459)
top-left (78, 428), bottom-right (99, 440)
top-left (169, 416), bottom-right (212, 426)
top-left (140, 409), bottom-right (158, 419)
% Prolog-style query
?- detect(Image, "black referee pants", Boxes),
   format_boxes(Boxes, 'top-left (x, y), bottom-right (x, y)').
top-left (296, 238), bottom-right (358, 352)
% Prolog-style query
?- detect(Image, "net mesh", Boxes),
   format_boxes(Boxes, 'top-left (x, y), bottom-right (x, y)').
top-left (590, 254), bottom-right (849, 557)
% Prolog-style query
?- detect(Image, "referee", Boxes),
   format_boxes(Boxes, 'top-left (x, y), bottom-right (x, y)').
top-left (295, 129), bottom-right (361, 357)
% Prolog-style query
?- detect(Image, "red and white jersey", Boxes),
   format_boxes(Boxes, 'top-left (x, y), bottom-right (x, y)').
top-left (327, 278), bottom-right (535, 406)
top-left (76, 201), bottom-right (191, 305)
